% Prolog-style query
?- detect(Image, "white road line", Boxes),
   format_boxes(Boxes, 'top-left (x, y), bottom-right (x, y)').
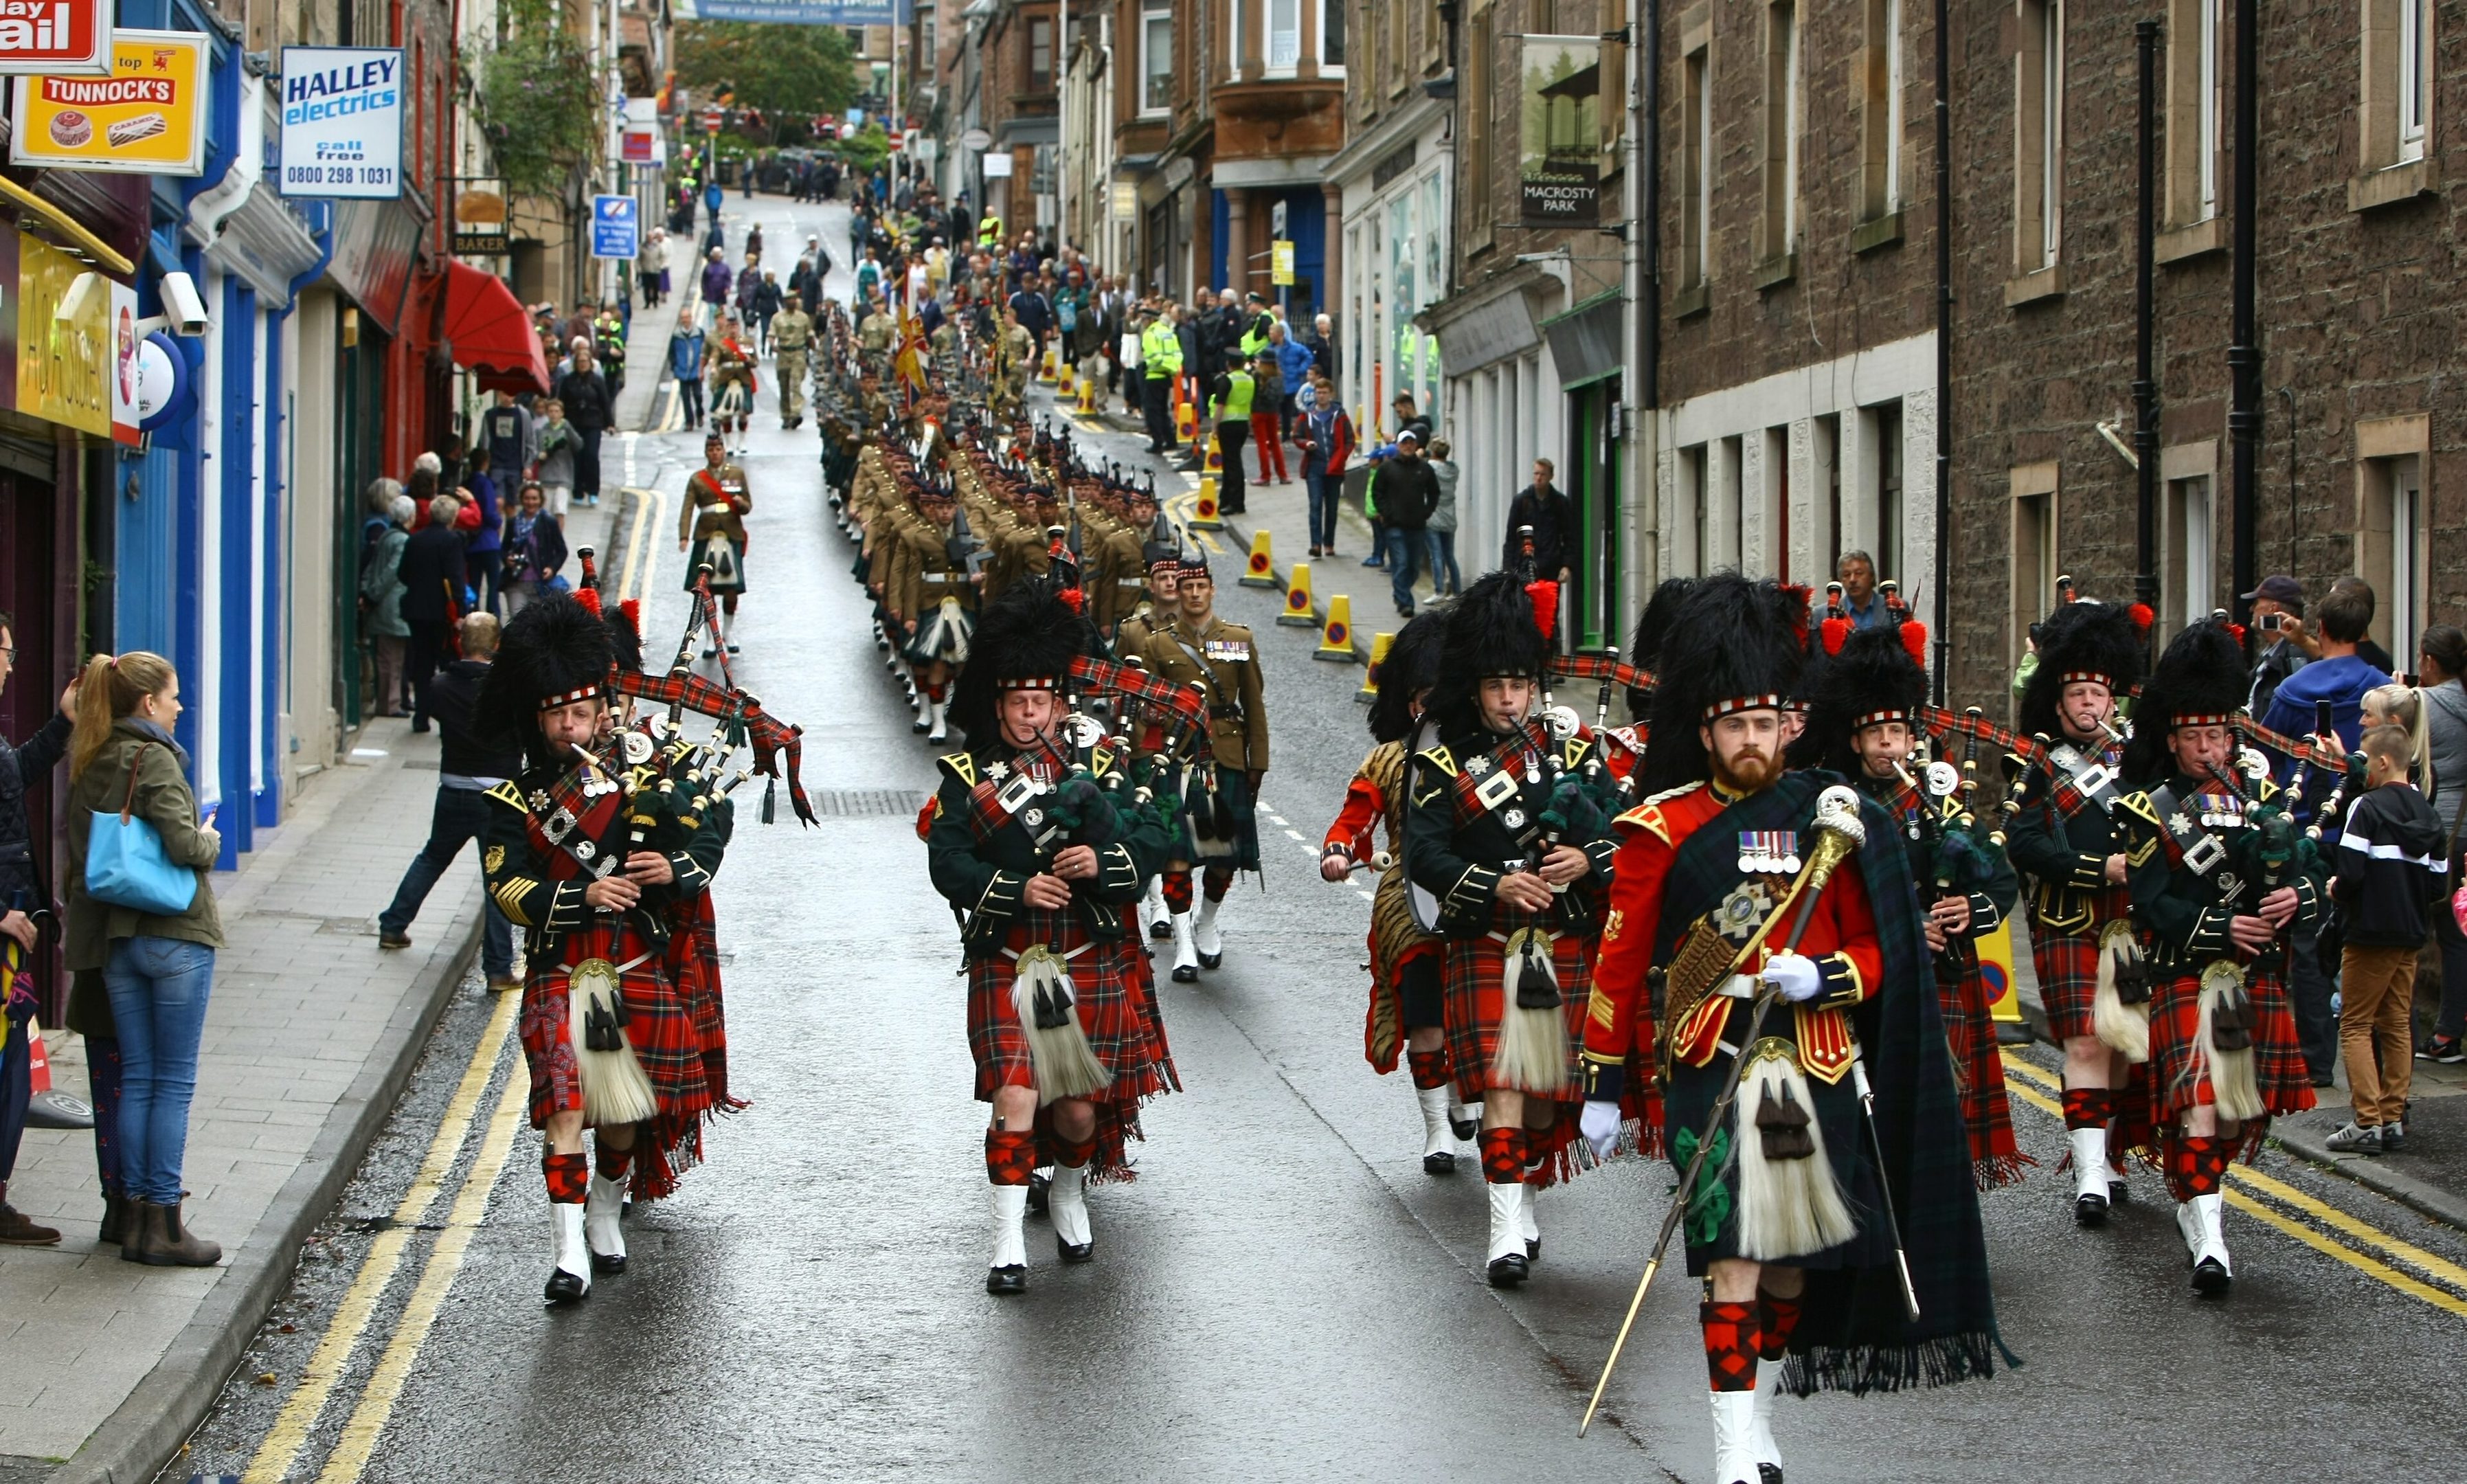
top-left (1283, 829), bottom-right (1305, 841)
top-left (1268, 816), bottom-right (1289, 827)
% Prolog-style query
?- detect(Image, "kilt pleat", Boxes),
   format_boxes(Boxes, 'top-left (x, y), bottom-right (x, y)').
top-left (2030, 930), bottom-right (2102, 1044)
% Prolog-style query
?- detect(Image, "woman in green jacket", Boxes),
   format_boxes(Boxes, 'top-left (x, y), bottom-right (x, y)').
top-left (64, 651), bottom-right (225, 1266)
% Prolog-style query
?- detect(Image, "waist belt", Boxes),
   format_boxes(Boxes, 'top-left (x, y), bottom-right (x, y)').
top-left (921, 572), bottom-right (958, 583)
top-left (1208, 705), bottom-right (1244, 721)
top-left (1115, 577), bottom-right (1146, 588)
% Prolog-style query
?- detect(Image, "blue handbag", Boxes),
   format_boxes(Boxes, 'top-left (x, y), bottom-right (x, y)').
top-left (85, 744), bottom-right (200, 916)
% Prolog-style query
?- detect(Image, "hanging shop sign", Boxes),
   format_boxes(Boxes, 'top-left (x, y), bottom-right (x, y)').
top-left (133, 330), bottom-right (186, 432)
top-left (106, 276), bottom-right (138, 444)
top-left (16, 230), bottom-right (107, 436)
top-left (1516, 34), bottom-right (1601, 227)
top-left (0, 0), bottom-right (112, 76)
top-left (276, 46), bottom-right (404, 199)
top-left (621, 127), bottom-right (664, 165)
top-left (451, 179), bottom-right (509, 256)
top-left (8, 29), bottom-right (207, 176)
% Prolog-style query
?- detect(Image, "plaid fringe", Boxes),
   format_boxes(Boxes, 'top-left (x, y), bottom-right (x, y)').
top-left (1937, 954), bottom-right (2033, 1189)
top-left (1780, 1331), bottom-right (2001, 1397)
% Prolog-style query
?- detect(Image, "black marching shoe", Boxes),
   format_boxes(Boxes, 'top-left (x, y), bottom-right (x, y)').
top-left (545, 1267), bottom-right (589, 1303)
top-left (2075, 1190), bottom-right (2110, 1227)
top-left (1486, 1253), bottom-right (1529, 1288)
top-left (2192, 1257), bottom-right (2232, 1296)
top-left (1423, 1150), bottom-right (1456, 1176)
top-left (985, 1265), bottom-right (1028, 1295)
top-left (1171, 963), bottom-right (1199, 984)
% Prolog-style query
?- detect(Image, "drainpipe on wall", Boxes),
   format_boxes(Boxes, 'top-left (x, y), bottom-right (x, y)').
top-left (2134, 20), bottom-right (2160, 656)
top-left (2228, 0), bottom-right (2260, 628)
top-left (1929, 0), bottom-right (1952, 702)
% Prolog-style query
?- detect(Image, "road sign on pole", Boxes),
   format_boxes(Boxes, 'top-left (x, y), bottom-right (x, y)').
top-left (590, 193), bottom-right (639, 258)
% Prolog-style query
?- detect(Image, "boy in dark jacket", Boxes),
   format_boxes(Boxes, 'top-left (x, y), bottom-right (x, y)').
top-left (2328, 723), bottom-right (2448, 1153)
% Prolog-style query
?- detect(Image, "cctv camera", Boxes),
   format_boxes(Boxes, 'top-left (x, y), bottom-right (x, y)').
top-left (161, 271), bottom-right (209, 336)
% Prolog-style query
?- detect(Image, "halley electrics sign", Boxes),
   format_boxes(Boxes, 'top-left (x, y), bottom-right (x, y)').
top-left (278, 47), bottom-right (404, 200)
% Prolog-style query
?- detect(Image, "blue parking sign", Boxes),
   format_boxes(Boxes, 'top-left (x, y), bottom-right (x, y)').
top-left (590, 194), bottom-right (639, 259)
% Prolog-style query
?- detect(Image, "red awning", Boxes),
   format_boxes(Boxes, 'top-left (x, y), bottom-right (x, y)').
top-left (442, 260), bottom-right (550, 394)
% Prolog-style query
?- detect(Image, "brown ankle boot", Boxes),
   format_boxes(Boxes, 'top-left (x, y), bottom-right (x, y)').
top-left (0, 1201), bottom-right (61, 1246)
top-left (135, 1200), bottom-right (221, 1267)
top-left (98, 1193), bottom-right (134, 1246)
top-left (120, 1200), bottom-right (155, 1261)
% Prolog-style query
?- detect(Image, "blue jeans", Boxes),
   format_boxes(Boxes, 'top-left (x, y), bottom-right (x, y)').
top-left (1362, 524), bottom-right (1390, 569)
top-left (1303, 463), bottom-right (1339, 549)
top-left (104, 936), bottom-right (216, 1205)
top-left (381, 787), bottom-right (515, 976)
top-left (1429, 528), bottom-right (1462, 596)
top-left (1390, 527), bottom-right (1427, 614)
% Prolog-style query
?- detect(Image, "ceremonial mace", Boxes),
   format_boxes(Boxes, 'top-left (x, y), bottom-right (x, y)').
top-left (1578, 784), bottom-right (1870, 1438)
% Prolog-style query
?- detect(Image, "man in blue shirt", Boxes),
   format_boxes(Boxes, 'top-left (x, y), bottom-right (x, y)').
top-left (1836, 550), bottom-right (1889, 629)
top-left (2258, 581), bottom-right (2391, 1088)
top-left (1274, 323), bottom-right (1315, 442)
top-left (2260, 584), bottom-right (2390, 752)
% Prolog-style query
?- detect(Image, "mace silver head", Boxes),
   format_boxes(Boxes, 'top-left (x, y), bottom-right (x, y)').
top-left (1814, 783), bottom-right (1867, 848)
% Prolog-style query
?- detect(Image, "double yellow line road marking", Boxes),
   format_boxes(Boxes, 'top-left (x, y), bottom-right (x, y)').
top-left (243, 992), bottom-right (528, 1483)
top-left (1999, 1051), bottom-right (2467, 1318)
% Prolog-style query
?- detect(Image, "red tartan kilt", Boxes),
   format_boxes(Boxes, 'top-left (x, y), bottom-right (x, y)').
top-left (2148, 966), bottom-right (2317, 1121)
top-left (1441, 926), bottom-right (1594, 1100)
top-left (2031, 928), bottom-right (2104, 1043)
top-left (966, 936), bottom-right (1171, 1107)
top-left (519, 928), bottom-right (713, 1136)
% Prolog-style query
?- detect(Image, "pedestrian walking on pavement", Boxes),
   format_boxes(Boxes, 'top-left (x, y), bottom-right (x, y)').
top-left (500, 482), bottom-right (567, 617)
top-left (2326, 723), bottom-right (2445, 1155)
top-left (378, 612), bottom-right (523, 991)
top-left (359, 493), bottom-right (414, 716)
top-left (534, 401), bottom-right (578, 517)
top-left (1377, 430), bottom-right (1440, 618)
top-left (1297, 379), bottom-right (1354, 559)
top-left (554, 351), bottom-right (613, 508)
top-left (398, 495), bottom-right (469, 732)
top-left (668, 317), bottom-right (708, 429)
top-left (478, 388), bottom-right (538, 498)
top-left (1426, 438), bottom-right (1463, 597)
top-left (0, 619), bottom-right (73, 1246)
top-left (63, 651), bottom-right (225, 1267)
top-left (1250, 329), bottom-right (1290, 485)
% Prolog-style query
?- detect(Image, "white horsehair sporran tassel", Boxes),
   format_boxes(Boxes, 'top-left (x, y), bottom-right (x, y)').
top-left (1490, 926), bottom-right (1572, 1094)
top-left (566, 956), bottom-right (659, 1125)
top-left (2191, 960), bottom-right (2264, 1123)
top-left (1734, 1039), bottom-right (1860, 1261)
top-left (2091, 918), bottom-right (2152, 1064)
top-left (1012, 945), bottom-right (1112, 1105)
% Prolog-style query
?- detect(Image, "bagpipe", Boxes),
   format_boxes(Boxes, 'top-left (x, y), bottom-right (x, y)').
top-left (610, 567), bottom-right (816, 827)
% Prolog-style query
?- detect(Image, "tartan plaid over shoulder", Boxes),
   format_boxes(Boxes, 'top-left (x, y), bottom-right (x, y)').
top-left (1658, 772), bottom-right (2003, 1395)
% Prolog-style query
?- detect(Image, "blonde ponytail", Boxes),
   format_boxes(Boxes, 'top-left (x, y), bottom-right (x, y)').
top-left (69, 651), bottom-right (177, 781)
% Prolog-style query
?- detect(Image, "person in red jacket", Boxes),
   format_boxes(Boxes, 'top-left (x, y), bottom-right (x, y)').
top-left (1297, 373), bottom-right (1354, 559)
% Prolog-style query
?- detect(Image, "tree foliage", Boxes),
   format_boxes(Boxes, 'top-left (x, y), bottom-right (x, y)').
top-left (675, 20), bottom-right (859, 135)
top-left (475, 1), bottom-right (600, 196)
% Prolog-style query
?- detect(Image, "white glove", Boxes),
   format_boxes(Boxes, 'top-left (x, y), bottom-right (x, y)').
top-left (1580, 1099), bottom-right (1622, 1160)
top-left (1761, 952), bottom-right (1823, 1004)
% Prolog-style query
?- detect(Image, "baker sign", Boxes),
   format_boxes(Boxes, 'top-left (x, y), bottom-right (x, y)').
top-left (277, 46), bottom-right (405, 199)
top-left (8, 29), bottom-right (207, 175)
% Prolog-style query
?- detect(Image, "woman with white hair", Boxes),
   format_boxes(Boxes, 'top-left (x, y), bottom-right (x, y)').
top-left (357, 494), bottom-right (415, 716)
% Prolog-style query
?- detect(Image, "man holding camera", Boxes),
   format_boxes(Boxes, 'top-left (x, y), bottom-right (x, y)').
top-left (2244, 574), bottom-right (2309, 717)
top-left (0, 611), bottom-right (74, 1245)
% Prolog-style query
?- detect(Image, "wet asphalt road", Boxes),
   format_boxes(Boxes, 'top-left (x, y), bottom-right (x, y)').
top-left (171, 194), bottom-right (2467, 1483)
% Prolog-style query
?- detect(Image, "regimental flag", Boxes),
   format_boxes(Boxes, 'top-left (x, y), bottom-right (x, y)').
top-left (893, 305), bottom-right (927, 399)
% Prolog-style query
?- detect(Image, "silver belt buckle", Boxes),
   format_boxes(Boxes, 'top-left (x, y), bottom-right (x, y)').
top-left (2072, 763), bottom-right (2114, 798)
top-left (2183, 833), bottom-right (2226, 874)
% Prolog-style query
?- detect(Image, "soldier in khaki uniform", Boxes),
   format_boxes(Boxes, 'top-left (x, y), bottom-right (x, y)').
top-left (892, 480), bottom-right (978, 743)
top-left (1134, 549), bottom-right (1268, 981)
top-left (772, 293), bottom-right (814, 429)
top-left (1090, 484), bottom-right (1157, 638)
top-left (678, 431), bottom-right (752, 655)
top-left (991, 304), bottom-right (1036, 422)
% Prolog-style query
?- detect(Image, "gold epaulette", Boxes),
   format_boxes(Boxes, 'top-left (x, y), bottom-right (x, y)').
top-left (484, 780), bottom-right (527, 812)
top-left (1415, 743), bottom-right (1459, 779)
top-left (936, 752), bottom-right (978, 789)
top-left (2114, 789), bottom-right (2161, 826)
